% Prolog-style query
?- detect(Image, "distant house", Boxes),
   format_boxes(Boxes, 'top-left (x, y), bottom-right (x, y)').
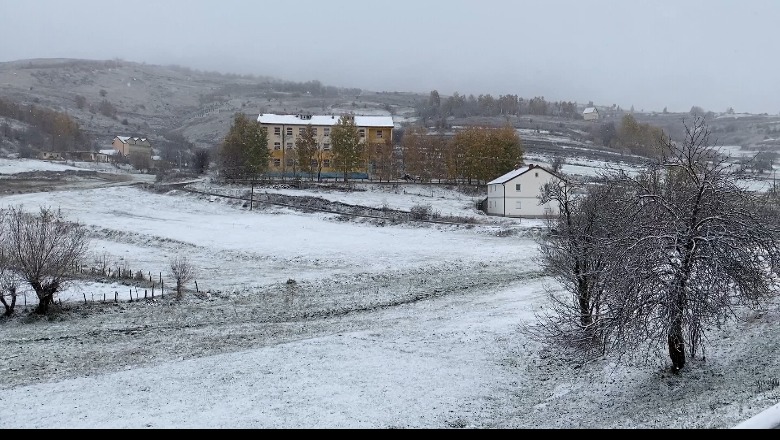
top-left (486, 164), bottom-right (561, 218)
top-left (64, 151), bottom-right (112, 163)
top-left (583, 107), bottom-right (600, 121)
top-left (37, 151), bottom-right (63, 161)
top-left (112, 136), bottom-right (152, 158)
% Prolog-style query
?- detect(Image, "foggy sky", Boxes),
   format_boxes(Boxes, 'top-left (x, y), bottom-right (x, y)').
top-left (2, 0), bottom-right (779, 114)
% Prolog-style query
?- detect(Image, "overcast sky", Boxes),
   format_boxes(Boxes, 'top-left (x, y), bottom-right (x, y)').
top-left (2, 0), bottom-right (779, 114)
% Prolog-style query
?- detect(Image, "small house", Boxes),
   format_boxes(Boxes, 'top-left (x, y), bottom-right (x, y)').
top-left (37, 151), bottom-right (63, 161)
top-left (583, 107), bottom-right (600, 121)
top-left (486, 164), bottom-right (560, 218)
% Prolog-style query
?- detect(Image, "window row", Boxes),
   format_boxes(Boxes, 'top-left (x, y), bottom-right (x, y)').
top-left (272, 159), bottom-right (335, 168)
top-left (273, 127), bottom-right (332, 137)
top-left (273, 143), bottom-right (330, 150)
top-left (270, 127), bottom-right (383, 139)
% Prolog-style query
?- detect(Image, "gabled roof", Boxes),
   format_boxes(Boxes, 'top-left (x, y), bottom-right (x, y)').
top-left (257, 113), bottom-right (394, 128)
top-left (583, 107), bottom-right (598, 114)
top-left (114, 136), bottom-right (149, 144)
top-left (487, 164), bottom-right (559, 185)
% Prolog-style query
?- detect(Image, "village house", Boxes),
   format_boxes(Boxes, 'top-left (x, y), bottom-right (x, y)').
top-left (486, 164), bottom-right (561, 218)
top-left (36, 151), bottom-right (63, 161)
top-left (64, 151), bottom-right (112, 163)
top-left (583, 107), bottom-right (600, 121)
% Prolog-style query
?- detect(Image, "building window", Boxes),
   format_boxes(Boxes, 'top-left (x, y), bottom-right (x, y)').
top-left (286, 158), bottom-right (294, 166)
top-left (287, 142), bottom-right (293, 149)
top-left (274, 142), bottom-right (281, 150)
top-left (376, 130), bottom-right (383, 139)
top-left (274, 127), bottom-right (281, 136)
top-left (299, 127), bottom-right (306, 135)
top-left (323, 143), bottom-right (331, 150)
top-left (515, 184), bottom-right (521, 191)
top-left (358, 129), bottom-right (365, 138)
top-left (286, 127), bottom-right (293, 136)
top-left (535, 172), bottom-right (539, 178)
top-left (273, 159), bottom-right (281, 167)
top-left (324, 127), bottom-right (330, 137)
top-left (323, 159), bottom-right (331, 168)
top-left (516, 201), bottom-right (522, 210)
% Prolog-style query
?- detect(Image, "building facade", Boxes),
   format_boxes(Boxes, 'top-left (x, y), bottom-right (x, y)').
top-left (256, 113), bottom-right (394, 178)
top-left (112, 136), bottom-right (152, 157)
top-left (486, 164), bottom-right (560, 218)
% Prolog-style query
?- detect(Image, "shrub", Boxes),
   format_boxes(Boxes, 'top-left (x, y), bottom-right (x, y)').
top-left (410, 204), bottom-right (432, 220)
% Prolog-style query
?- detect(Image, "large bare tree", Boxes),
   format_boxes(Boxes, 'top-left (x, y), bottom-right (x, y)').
top-left (533, 117), bottom-right (780, 372)
top-left (5, 206), bottom-right (89, 315)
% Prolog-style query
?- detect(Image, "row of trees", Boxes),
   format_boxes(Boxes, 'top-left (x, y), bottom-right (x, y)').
top-left (0, 96), bottom-right (90, 152)
top-left (217, 113), bottom-right (525, 187)
top-left (418, 90), bottom-right (582, 122)
top-left (587, 114), bottom-right (667, 157)
top-left (533, 117), bottom-right (780, 372)
top-left (401, 125), bottom-right (524, 184)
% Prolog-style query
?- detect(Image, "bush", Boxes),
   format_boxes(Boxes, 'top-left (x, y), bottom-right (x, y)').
top-left (410, 204), bottom-right (432, 220)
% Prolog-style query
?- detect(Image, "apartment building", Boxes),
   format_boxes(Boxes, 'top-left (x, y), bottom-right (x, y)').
top-left (257, 113), bottom-right (394, 178)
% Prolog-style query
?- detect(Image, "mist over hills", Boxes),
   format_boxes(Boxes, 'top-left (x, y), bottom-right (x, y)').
top-left (1, 58), bottom-right (779, 162)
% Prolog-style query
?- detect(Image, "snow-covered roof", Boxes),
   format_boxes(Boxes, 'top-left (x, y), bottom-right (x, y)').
top-left (583, 107), bottom-right (598, 114)
top-left (114, 136), bottom-right (148, 144)
top-left (99, 149), bottom-right (118, 155)
top-left (487, 164), bottom-right (556, 185)
top-left (258, 114), bottom-right (394, 128)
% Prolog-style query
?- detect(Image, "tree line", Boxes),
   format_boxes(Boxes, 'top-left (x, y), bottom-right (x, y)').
top-left (587, 114), bottom-right (667, 157)
top-left (216, 113), bottom-right (525, 186)
top-left (0, 96), bottom-right (90, 154)
top-left (532, 116), bottom-right (780, 373)
top-left (417, 90), bottom-right (582, 124)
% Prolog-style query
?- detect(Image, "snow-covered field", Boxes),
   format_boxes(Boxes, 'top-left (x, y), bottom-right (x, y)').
top-left (0, 158), bottom-right (778, 429)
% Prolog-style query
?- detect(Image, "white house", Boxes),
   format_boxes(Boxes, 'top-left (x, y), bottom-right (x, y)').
top-left (486, 164), bottom-right (560, 218)
top-left (583, 107), bottom-right (600, 121)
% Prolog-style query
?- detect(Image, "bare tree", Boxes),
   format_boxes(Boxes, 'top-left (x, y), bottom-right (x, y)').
top-left (0, 209), bottom-right (20, 316)
top-left (532, 117), bottom-right (780, 373)
top-left (5, 206), bottom-right (89, 315)
top-left (532, 176), bottom-right (628, 357)
top-left (169, 255), bottom-right (195, 300)
top-left (192, 148), bottom-right (211, 175)
top-left (603, 118), bottom-right (780, 372)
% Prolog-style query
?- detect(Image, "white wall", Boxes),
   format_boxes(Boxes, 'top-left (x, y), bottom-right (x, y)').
top-left (487, 169), bottom-right (559, 218)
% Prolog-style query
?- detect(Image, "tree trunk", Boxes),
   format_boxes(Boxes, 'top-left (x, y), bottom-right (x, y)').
top-left (250, 178), bottom-right (255, 211)
top-left (0, 286), bottom-right (16, 316)
top-left (668, 328), bottom-right (686, 373)
top-left (31, 281), bottom-right (58, 315)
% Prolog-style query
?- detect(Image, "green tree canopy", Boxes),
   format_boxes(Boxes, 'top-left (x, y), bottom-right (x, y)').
top-left (330, 114), bottom-right (362, 182)
top-left (217, 113), bottom-right (269, 180)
